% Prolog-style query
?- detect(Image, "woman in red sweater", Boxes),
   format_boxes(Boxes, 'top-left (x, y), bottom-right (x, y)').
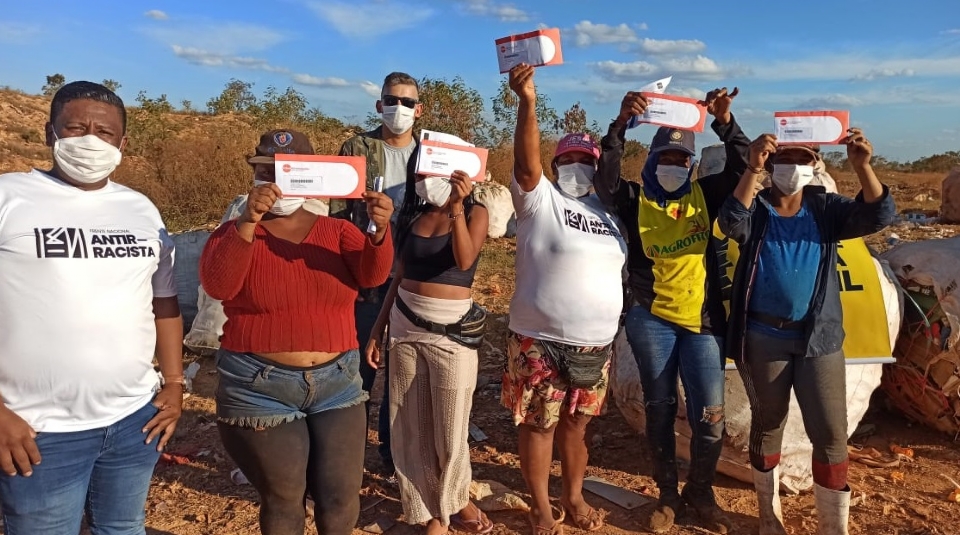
top-left (200, 130), bottom-right (394, 535)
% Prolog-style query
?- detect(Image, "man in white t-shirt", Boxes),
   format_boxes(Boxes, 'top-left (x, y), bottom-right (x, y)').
top-left (335, 71), bottom-right (422, 474)
top-left (500, 64), bottom-right (627, 533)
top-left (0, 81), bottom-right (184, 534)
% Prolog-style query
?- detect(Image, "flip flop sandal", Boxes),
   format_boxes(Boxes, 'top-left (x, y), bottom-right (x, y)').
top-left (528, 515), bottom-right (564, 535)
top-left (450, 510), bottom-right (494, 534)
top-left (563, 505), bottom-right (606, 532)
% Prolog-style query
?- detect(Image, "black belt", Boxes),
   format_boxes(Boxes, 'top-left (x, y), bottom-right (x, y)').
top-left (395, 296), bottom-right (463, 336)
top-left (748, 311), bottom-right (806, 331)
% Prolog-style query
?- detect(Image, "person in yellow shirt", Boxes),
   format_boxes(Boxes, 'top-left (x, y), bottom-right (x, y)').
top-left (594, 88), bottom-right (749, 533)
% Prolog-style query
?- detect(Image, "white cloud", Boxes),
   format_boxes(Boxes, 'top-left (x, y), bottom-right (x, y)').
top-left (795, 93), bottom-right (864, 109)
top-left (659, 55), bottom-right (746, 81)
top-left (0, 22), bottom-right (41, 43)
top-left (145, 22), bottom-right (285, 54)
top-left (171, 46), bottom-right (289, 73)
top-left (670, 87), bottom-right (706, 100)
top-left (850, 68), bottom-right (915, 81)
top-left (144, 10), bottom-right (168, 21)
top-left (570, 20), bottom-right (640, 47)
top-left (593, 60), bottom-right (657, 82)
top-left (291, 74), bottom-right (351, 87)
top-left (308, 1), bottom-right (433, 39)
top-left (755, 54), bottom-right (960, 81)
top-left (591, 60), bottom-right (658, 82)
top-left (360, 81), bottom-right (381, 97)
top-left (461, 0), bottom-right (529, 22)
top-left (637, 38), bottom-right (706, 56)
top-left (942, 29), bottom-right (960, 35)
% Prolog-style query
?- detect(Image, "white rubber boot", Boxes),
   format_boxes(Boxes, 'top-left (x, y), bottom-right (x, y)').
top-left (813, 484), bottom-right (850, 535)
top-left (752, 466), bottom-right (787, 535)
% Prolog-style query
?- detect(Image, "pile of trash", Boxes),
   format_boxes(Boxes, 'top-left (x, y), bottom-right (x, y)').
top-left (881, 236), bottom-right (960, 438)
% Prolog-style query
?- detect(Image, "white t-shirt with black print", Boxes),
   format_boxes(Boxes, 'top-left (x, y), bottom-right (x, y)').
top-left (509, 174), bottom-right (627, 346)
top-left (0, 170), bottom-right (177, 432)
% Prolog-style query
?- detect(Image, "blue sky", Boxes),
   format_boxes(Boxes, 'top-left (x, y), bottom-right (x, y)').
top-left (1, 0), bottom-right (959, 161)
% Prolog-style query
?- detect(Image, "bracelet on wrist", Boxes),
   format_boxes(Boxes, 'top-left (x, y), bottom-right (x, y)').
top-left (162, 375), bottom-right (185, 386)
top-left (448, 209), bottom-right (465, 220)
top-left (747, 165), bottom-right (765, 175)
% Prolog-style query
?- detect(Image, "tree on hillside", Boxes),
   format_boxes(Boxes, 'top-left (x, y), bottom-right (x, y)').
top-left (207, 79), bottom-right (257, 115)
top-left (909, 151), bottom-right (960, 173)
top-left (181, 99), bottom-right (195, 113)
top-left (42, 73), bottom-right (66, 96)
top-left (248, 86), bottom-right (307, 129)
top-left (417, 77), bottom-right (493, 145)
top-left (560, 101), bottom-right (602, 140)
top-left (128, 91), bottom-right (180, 183)
top-left (490, 78), bottom-right (561, 146)
top-left (101, 79), bottom-right (122, 92)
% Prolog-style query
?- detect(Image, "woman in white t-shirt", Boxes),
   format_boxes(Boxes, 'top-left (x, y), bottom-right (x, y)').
top-left (500, 63), bottom-right (627, 535)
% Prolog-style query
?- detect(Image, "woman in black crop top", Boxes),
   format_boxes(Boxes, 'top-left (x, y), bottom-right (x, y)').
top-left (366, 169), bottom-right (489, 535)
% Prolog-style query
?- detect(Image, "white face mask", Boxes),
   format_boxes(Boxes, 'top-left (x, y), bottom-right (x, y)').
top-left (771, 164), bottom-right (815, 196)
top-left (381, 104), bottom-right (416, 135)
top-left (655, 164), bottom-right (690, 193)
top-left (556, 162), bottom-right (594, 198)
top-left (254, 179), bottom-right (305, 216)
top-left (415, 177), bottom-right (451, 207)
top-left (53, 134), bottom-right (122, 184)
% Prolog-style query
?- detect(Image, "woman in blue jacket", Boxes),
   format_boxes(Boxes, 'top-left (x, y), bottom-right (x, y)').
top-left (718, 128), bottom-right (895, 535)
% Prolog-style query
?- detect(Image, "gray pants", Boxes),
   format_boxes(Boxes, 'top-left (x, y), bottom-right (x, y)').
top-left (738, 328), bottom-right (849, 489)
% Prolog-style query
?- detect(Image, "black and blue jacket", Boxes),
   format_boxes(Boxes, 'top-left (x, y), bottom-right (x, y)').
top-left (718, 185), bottom-right (897, 362)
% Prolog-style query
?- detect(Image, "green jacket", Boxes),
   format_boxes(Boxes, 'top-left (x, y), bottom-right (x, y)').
top-left (332, 125), bottom-right (419, 230)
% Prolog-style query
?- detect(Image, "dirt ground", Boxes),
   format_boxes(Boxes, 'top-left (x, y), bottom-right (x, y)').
top-left (143, 221), bottom-right (960, 535)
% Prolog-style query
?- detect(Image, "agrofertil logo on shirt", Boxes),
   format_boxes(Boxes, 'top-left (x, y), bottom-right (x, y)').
top-left (35, 228), bottom-right (156, 259)
top-left (644, 218), bottom-right (711, 258)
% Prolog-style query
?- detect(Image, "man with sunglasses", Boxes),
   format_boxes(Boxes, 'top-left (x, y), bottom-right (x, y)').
top-left (334, 71), bottom-right (423, 476)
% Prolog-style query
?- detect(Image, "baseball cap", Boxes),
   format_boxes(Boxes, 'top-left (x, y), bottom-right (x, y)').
top-left (247, 129), bottom-right (315, 164)
top-left (775, 144), bottom-right (821, 161)
top-left (650, 127), bottom-right (696, 157)
top-left (555, 133), bottom-right (600, 160)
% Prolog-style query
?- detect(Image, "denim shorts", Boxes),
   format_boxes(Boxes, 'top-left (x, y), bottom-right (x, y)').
top-left (215, 349), bottom-right (369, 428)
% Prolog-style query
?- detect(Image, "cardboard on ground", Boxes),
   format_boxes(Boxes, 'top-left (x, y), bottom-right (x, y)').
top-left (416, 130), bottom-right (488, 181)
top-left (774, 110), bottom-right (850, 145)
top-left (637, 93), bottom-right (708, 133)
top-left (274, 154), bottom-right (365, 198)
top-left (496, 28), bottom-right (563, 73)
top-left (583, 476), bottom-right (651, 510)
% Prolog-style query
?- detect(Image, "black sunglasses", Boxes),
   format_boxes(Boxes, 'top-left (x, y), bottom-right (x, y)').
top-left (382, 94), bottom-right (419, 109)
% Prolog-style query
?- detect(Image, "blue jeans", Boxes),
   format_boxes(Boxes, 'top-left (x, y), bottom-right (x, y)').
top-left (355, 281), bottom-right (393, 469)
top-left (625, 305), bottom-right (725, 494)
top-left (215, 349), bottom-right (368, 428)
top-left (0, 401), bottom-right (162, 535)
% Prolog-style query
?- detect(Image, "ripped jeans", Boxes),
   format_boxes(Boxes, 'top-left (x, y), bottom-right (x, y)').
top-left (625, 306), bottom-right (725, 495)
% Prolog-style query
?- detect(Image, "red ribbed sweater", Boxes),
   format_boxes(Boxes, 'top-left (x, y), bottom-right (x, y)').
top-left (199, 217), bottom-right (393, 353)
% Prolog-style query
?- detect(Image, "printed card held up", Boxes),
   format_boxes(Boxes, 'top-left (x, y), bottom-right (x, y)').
top-left (416, 130), bottom-right (488, 182)
top-left (274, 154), bottom-right (366, 198)
top-left (635, 93), bottom-right (707, 133)
top-left (774, 111), bottom-right (850, 145)
top-left (496, 28), bottom-right (563, 73)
